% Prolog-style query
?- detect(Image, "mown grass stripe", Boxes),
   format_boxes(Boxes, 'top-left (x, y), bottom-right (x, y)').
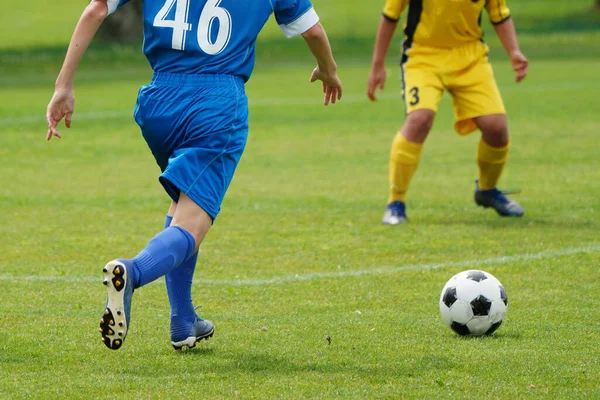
top-left (2, 244), bottom-right (598, 286)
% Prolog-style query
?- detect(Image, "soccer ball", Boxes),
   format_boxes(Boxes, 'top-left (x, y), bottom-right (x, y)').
top-left (439, 270), bottom-right (508, 336)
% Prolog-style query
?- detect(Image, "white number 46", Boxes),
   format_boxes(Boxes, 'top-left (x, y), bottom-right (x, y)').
top-left (153, 0), bottom-right (232, 55)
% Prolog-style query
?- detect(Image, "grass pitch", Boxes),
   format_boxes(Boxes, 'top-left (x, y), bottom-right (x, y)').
top-left (1, 1), bottom-right (600, 399)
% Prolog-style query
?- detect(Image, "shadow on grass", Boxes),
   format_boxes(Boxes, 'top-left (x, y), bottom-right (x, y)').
top-left (453, 331), bottom-right (523, 341)
top-left (422, 215), bottom-right (598, 231)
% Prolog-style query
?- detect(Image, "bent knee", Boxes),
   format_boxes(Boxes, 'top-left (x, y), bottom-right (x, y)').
top-left (404, 110), bottom-right (435, 138)
top-left (477, 115), bottom-right (508, 136)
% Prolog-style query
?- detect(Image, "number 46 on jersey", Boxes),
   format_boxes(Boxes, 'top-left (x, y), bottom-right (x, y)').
top-left (153, 0), bottom-right (232, 55)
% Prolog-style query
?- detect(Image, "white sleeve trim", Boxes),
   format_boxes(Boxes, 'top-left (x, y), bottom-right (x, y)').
top-left (278, 7), bottom-right (320, 38)
top-left (106, 0), bottom-right (119, 15)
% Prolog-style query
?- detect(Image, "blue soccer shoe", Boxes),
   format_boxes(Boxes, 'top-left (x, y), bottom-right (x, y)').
top-left (382, 201), bottom-right (407, 225)
top-left (99, 259), bottom-right (134, 350)
top-left (474, 181), bottom-right (524, 217)
top-left (171, 311), bottom-right (214, 350)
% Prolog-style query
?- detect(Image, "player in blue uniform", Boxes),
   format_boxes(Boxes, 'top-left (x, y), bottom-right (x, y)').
top-left (46, 0), bottom-right (343, 350)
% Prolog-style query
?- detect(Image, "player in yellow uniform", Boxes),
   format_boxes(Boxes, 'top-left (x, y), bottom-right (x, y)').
top-left (367, 0), bottom-right (528, 224)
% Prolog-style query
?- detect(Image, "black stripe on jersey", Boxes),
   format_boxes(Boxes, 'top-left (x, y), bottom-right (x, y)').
top-left (492, 15), bottom-right (511, 25)
top-left (382, 13), bottom-right (399, 23)
top-left (478, 11), bottom-right (485, 43)
top-left (404, 0), bottom-right (424, 48)
top-left (400, 41), bottom-right (412, 115)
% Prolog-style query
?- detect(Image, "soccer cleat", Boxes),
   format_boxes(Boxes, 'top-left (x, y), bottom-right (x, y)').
top-left (99, 260), bottom-right (134, 350)
top-left (474, 181), bottom-right (524, 217)
top-left (382, 201), bottom-right (407, 225)
top-left (171, 311), bottom-right (214, 350)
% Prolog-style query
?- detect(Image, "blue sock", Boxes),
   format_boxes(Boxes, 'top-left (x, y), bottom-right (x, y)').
top-left (130, 225), bottom-right (196, 288)
top-left (164, 215), bottom-right (198, 320)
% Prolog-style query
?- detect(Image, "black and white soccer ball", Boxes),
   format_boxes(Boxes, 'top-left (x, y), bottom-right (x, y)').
top-left (439, 270), bottom-right (508, 336)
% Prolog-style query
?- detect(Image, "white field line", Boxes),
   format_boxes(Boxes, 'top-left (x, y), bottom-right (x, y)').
top-left (1, 80), bottom-right (599, 127)
top-left (1, 244), bottom-right (598, 287)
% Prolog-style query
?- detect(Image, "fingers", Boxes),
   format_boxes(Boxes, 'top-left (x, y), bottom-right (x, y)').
top-left (46, 127), bottom-right (62, 141)
top-left (322, 84), bottom-right (343, 106)
top-left (45, 111), bottom-right (63, 141)
top-left (324, 85), bottom-right (332, 106)
top-left (367, 84), bottom-right (377, 101)
top-left (514, 64), bottom-right (528, 83)
top-left (513, 59), bottom-right (529, 83)
top-left (367, 79), bottom-right (384, 102)
top-left (324, 85), bottom-right (342, 106)
top-left (65, 112), bottom-right (73, 128)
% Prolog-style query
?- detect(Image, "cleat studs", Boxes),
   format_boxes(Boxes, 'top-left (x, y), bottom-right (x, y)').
top-left (104, 310), bottom-right (109, 315)
top-left (118, 322), bottom-right (123, 327)
top-left (118, 332), bottom-right (123, 336)
top-left (114, 340), bottom-right (121, 346)
top-left (115, 281), bottom-right (121, 287)
top-left (98, 328), bottom-right (103, 333)
top-left (109, 320), bottom-right (114, 326)
top-left (114, 267), bottom-right (120, 275)
top-left (117, 311), bottom-right (122, 316)
top-left (101, 337), bottom-right (105, 342)
top-left (108, 329), bottom-right (114, 335)
top-left (100, 319), bottom-right (104, 325)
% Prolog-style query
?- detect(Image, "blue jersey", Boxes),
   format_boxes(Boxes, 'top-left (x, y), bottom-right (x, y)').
top-left (105, 0), bottom-right (318, 81)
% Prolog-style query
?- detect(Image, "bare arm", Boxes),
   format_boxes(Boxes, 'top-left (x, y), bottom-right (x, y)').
top-left (301, 22), bottom-right (343, 106)
top-left (367, 16), bottom-right (398, 101)
top-left (46, 0), bottom-right (108, 140)
top-left (493, 17), bottom-right (528, 83)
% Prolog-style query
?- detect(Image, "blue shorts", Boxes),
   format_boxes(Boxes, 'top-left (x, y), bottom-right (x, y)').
top-left (134, 72), bottom-right (248, 220)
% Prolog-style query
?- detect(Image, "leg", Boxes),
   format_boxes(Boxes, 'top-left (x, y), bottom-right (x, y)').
top-left (475, 113), bottom-right (509, 190)
top-left (383, 49), bottom-right (444, 225)
top-left (402, 109), bottom-right (436, 144)
top-left (444, 44), bottom-right (523, 217)
top-left (383, 109), bottom-right (435, 225)
top-left (100, 74), bottom-right (247, 350)
top-left (388, 108), bottom-right (435, 201)
top-left (164, 194), bottom-right (215, 349)
top-left (171, 193), bottom-right (213, 251)
top-left (99, 199), bottom-right (201, 350)
top-left (164, 200), bottom-right (195, 322)
top-left (163, 199), bottom-right (210, 344)
top-left (473, 114), bottom-right (524, 217)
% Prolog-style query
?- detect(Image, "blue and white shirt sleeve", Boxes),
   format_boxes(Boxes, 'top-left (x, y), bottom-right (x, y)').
top-left (274, 0), bottom-right (320, 38)
top-left (96, 0), bottom-right (131, 16)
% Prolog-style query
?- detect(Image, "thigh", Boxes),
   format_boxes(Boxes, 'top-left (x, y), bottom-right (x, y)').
top-left (135, 75), bottom-right (249, 220)
top-left (134, 84), bottom-right (186, 171)
top-left (446, 59), bottom-right (506, 136)
top-left (160, 93), bottom-right (249, 221)
top-left (401, 52), bottom-right (445, 115)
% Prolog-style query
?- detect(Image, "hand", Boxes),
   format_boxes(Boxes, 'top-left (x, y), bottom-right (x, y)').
top-left (510, 51), bottom-right (528, 83)
top-left (367, 65), bottom-right (387, 101)
top-left (309, 66), bottom-right (343, 106)
top-left (46, 88), bottom-right (75, 141)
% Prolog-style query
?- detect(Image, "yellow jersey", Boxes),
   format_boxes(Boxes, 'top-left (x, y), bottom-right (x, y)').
top-left (382, 0), bottom-right (510, 49)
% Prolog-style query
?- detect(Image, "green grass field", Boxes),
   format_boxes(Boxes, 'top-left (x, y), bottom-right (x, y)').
top-left (1, 1), bottom-right (600, 399)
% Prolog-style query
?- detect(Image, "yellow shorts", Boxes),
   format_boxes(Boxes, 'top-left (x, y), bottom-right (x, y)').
top-left (401, 41), bottom-right (506, 135)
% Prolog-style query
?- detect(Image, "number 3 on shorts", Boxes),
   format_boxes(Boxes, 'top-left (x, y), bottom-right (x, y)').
top-left (153, 0), bottom-right (232, 55)
top-left (409, 87), bottom-right (420, 106)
